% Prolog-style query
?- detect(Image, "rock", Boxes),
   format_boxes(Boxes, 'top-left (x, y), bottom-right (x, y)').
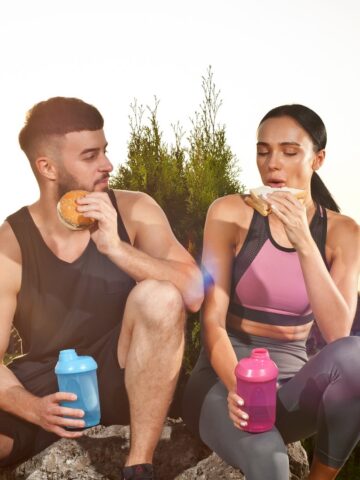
top-left (287, 442), bottom-right (310, 480)
top-left (0, 420), bottom-right (309, 479)
top-left (175, 453), bottom-right (245, 480)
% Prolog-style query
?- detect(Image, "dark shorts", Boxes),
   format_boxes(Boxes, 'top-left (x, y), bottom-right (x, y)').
top-left (0, 325), bottom-right (129, 467)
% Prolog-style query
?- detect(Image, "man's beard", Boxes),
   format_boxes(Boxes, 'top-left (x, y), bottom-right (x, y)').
top-left (56, 171), bottom-right (88, 200)
top-left (56, 171), bottom-right (110, 200)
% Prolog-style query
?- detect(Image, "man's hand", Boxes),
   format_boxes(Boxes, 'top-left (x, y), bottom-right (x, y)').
top-left (77, 192), bottom-right (121, 255)
top-left (33, 392), bottom-right (85, 438)
top-left (227, 391), bottom-right (249, 430)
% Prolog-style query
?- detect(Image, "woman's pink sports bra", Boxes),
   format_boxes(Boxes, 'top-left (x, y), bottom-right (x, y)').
top-left (228, 203), bottom-right (329, 326)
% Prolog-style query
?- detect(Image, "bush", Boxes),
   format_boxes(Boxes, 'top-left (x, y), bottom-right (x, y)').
top-left (110, 67), bottom-right (244, 372)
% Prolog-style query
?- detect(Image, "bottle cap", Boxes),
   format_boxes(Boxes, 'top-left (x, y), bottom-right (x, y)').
top-left (251, 348), bottom-right (270, 359)
top-left (55, 349), bottom-right (98, 374)
top-left (234, 348), bottom-right (278, 382)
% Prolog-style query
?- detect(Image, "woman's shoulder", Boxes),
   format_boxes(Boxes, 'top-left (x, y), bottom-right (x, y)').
top-left (205, 194), bottom-right (254, 250)
top-left (326, 209), bottom-right (359, 230)
top-left (207, 193), bottom-right (252, 219)
top-left (326, 209), bottom-right (359, 245)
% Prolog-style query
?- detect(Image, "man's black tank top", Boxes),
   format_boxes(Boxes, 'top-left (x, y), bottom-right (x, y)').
top-left (6, 190), bottom-right (136, 365)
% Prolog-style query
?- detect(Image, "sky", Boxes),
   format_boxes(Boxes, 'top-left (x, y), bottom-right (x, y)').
top-left (0, 0), bottom-right (359, 225)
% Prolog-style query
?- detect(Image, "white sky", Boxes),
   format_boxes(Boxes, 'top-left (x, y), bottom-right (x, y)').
top-left (0, 0), bottom-right (359, 224)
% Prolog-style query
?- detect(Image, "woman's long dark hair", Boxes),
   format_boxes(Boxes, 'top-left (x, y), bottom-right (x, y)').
top-left (259, 104), bottom-right (340, 212)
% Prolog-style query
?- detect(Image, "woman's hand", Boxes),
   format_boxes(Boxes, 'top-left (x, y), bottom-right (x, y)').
top-left (265, 192), bottom-right (313, 251)
top-left (227, 391), bottom-right (249, 430)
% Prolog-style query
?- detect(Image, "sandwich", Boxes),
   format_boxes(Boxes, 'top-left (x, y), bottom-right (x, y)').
top-left (244, 186), bottom-right (306, 216)
top-left (57, 190), bottom-right (96, 230)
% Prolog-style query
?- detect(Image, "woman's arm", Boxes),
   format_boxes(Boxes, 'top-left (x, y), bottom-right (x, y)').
top-left (268, 193), bottom-right (360, 342)
top-left (299, 214), bottom-right (359, 341)
top-left (201, 196), bottom-right (240, 391)
top-left (202, 196), bottom-right (251, 429)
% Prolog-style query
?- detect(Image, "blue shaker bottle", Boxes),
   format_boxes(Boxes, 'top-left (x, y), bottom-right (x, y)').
top-left (55, 349), bottom-right (100, 428)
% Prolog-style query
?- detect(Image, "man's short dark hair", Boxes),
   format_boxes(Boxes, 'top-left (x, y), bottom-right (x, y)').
top-left (19, 97), bottom-right (104, 162)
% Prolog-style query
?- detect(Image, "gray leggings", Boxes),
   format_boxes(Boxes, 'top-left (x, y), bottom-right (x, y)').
top-left (182, 331), bottom-right (360, 480)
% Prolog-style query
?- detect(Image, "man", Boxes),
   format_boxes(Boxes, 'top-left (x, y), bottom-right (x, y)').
top-left (0, 97), bottom-right (203, 479)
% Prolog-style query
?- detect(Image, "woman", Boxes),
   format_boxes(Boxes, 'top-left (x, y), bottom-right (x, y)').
top-left (183, 105), bottom-right (360, 480)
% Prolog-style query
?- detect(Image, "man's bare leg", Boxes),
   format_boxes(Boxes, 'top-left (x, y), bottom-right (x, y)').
top-left (117, 279), bottom-right (186, 466)
top-left (0, 434), bottom-right (14, 462)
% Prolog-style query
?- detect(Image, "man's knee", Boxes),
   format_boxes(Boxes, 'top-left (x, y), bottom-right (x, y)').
top-left (128, 279), bottom-right (186, 330)
top-left (0, 433), bottom-right (14, 462)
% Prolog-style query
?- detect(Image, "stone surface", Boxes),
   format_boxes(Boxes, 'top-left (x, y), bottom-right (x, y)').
top-left (0, 420), bottom-right (309, 479)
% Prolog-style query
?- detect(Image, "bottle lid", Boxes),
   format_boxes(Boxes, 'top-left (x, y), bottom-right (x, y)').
top-left (235, 348), bottom-right (278, 382)
top-left (55, 349), bottom-right (98, 374)
top-left (251, 348), bottom-right (270, 359)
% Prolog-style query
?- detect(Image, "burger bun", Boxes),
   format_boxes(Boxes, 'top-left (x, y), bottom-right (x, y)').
top-left (57, 190), bottom-right (96, 230)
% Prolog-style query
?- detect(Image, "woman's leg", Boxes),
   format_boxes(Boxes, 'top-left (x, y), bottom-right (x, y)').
top-left (182, 348), bottom-right (289, 480)
top-left (308, 458), bottom-right (340, 480)
top-left (276, 336), bottom-right (360, 475)
top-left (199, 381), bottom-right (289, 480)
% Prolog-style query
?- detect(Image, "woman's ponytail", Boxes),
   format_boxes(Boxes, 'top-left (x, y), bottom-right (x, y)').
top-left (311, 172), bottom-right (340, 212)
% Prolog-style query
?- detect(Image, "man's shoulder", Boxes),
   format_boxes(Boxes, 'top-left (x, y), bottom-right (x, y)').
top-left (0, 220), bottom-right (19, 247)
top-left (113, 189), bottom-right (162, 219)
top-left (0, 220), bottom-right (22, 266)
top-left (111, 190), bottom-right (165, 243)
top-left (112, 189), bottom-right (155, 204)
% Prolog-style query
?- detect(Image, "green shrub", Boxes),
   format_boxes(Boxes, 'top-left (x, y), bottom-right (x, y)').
top-left (111, 67), bottom-right (244, 370)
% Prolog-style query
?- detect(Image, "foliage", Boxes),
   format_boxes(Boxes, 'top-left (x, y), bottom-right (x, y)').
top-left (3, 354), bottom-right (12, 366)
top-left (111, 67), bottom-right (244, 260)
top-left (110, 67), bottom-right (244, 373)
top-left (4, 327), bottom-right (22, 365)
top-left (111, 99), bottom-right (189, 246)
top-left (184, 67), bottom-right (243, 258)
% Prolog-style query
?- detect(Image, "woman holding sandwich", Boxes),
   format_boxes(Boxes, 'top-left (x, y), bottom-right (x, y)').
top-left (183, 104), bottom-right (360, 480)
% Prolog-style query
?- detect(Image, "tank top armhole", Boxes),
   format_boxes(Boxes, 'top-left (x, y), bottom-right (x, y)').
top-left (5, 209), bottom-right (32, 323)
top-left (230, 210), bottom-right (267, 297)
top-left (235, 209), bottom-right (262, 261)
top-left (6, 208), bottom-right (31, 259)
top-left (321, 209), bottom-right (330, 271)
top-left (311, 204), bottom-right (330, 270)
top-left (108, 189), bottom-right (133, 245)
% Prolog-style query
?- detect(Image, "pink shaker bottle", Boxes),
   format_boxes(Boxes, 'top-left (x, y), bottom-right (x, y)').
top-left (235, 348), bottom-right (278, 432)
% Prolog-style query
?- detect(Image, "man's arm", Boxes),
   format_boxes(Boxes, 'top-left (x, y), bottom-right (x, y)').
top-left (78, 191), bottom-right (204, 312)
top-left (0, 222), bottom-right (32, 415)
top-left (0, 222), bottom-right (85, 438)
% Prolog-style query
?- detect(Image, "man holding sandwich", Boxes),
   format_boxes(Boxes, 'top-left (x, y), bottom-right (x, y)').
top-left (0, 97), bottom-right (203, 479)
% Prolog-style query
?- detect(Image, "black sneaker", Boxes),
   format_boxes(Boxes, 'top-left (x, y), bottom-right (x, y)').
top-left (121, 463), bottom-right (155, 480)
